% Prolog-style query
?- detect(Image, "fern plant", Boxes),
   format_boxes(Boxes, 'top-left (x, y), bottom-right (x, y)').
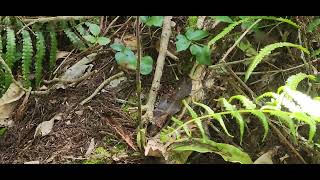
top-left (161, 73), bottom-right (319, 150)
top-left (245, 42), bottom-right (310, 81)
top-left (34, 31), bottom-right (45, 87)
top-left (4, 27), bottom-right (16, 88)
top-left (21, 30), bottom-right (33, 88)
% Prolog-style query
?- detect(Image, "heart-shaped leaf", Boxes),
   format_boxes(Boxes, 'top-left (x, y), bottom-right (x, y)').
top-left (140, 16), bottom-right (149, 23)
top-left (111, 43), bottom-right (126, 52)
top-left (115, 49), bottom-right (137, 70)
top-left (97, 37), bottom-right (111, 45)
top-left (190, 44), bottom-right (212, 65)
top-left (140, 56), bottom-right (153, 75)
top-left (211, 16), bottom-right (234, 23)
top-left (185, 28), bottom-right (209, 41)
top-left (176, 35), bottom-right (191, 52)
top-left (86, 23), bottom-right (100, 36)
top-left (83, 35), bottom-right (97, 44)
top-left (146, 16), bottom-right (164, 27)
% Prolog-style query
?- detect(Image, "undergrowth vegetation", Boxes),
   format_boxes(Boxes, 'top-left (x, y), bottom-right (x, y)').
top-left (1, 16), bottom-right (320, 164)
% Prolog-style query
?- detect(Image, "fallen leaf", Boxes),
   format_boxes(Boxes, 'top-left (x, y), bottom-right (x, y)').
top-left (60, 53), bottom-right (96, 81)
top-left (253, 146), bottom-right (280, 164)
top-left (75, 110), bottom-right (83, 116)
top-left (0, 82), bottom-right (25, 127)
top-left (152, 78), bottom-right (192, 130)
top-left (85, 138), bottom-right (95, 157)
top-left (56, 51), bottom-right (71, 60)
top-left (34, 113), bottom-right (63, 138)
top-left (24, 161), bottom-right (40, 164)
top-left (123, 34), bottom-right (137, 51)
top-left (104, 116), bottom-right (136, 151)
top-left (144, 134), bottom-right (170, 159)
top-left (107, 76), bottom-right (127, 88)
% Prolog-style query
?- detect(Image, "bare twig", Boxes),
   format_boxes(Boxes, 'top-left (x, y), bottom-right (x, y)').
top-left (143, 16), bottom-right (173, 124)
top-left (103, 16), bottom-right (120, 36)
top-left (80, 71), bottom-right (125, 105)
top-left (136, 17), bottom-right (142, 126)
top-left (18, 16), bottom-right (94, 34)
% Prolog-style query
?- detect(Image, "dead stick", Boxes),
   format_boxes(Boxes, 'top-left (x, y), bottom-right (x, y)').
top-left (143, 16), bottom-right (172, 124)
top-left (136, 16), bottom-right (142, 127)
top-left (80, 71), bottom-right (125, 105)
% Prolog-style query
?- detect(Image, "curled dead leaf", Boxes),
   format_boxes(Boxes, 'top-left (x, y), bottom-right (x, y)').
top-left (0, 82), bottom-right (25, 127)
top-left (123, 34), bottom-right (137, 51)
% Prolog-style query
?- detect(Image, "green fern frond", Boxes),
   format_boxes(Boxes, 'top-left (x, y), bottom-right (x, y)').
top-left (193, 101), bottom-right (233, 137)
top-left (291, 112), bottom-right (316, 142)
top-left (172, 117), bottom-right (192, 138)
top-left (220, 98), bottom-right (245, 144)
top-left (284, 73), bottom-right (315, 91)
top-left (21, 30), bottom-right (33, 88)
top-left (183, 100), bottom-right (207, 140)
top-left (284, 87), bottom-right (320, 118)
top-left (208, 19), bottom-right (246, 47)
top-left (307, 18), bottom-right (320, 32)
top-left (0, 32), bottom-right (3, 54)
top-left (312, 48), bottom-right (320, 57)
top-left (208, 17), bottom-right (299, 47)
top-left (64, 28), bottom-right (86, 49)
top-left (245, 42), bottom-right (310, 82)
top-left (4, 27), bottom-right (16, 88)
top-left (229, 95), bottom-right (256, 109)
top-left (35, 31), bottom-right (45, 87)
top-left (49, 29), bottom-right (58, 73)
top-left (268, 110), bottom-right (297, 142)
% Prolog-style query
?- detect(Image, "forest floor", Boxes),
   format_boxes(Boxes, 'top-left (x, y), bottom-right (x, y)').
top-left (0, 16), bottom-right (319, 164)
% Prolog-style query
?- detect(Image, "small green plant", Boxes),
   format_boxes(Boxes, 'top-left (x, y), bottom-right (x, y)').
top-left (244, 42), bottom-right (310, 82)
top-left (140, 16), bottom-right (164, 27)
top-left (160, 73), bottom-right (320, 162)
top-left (82, 22), bottom-right (110, 46)
top-left (110, 43), bottom-right (153, 75)
top-left (176, 28), bottom-right (211, 65)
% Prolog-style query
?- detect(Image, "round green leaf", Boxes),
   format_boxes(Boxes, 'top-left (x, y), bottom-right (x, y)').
top-left (140, 56), bottom-right (153, 75)
top-left (111, 43), bottom-right (126, 51)
top-left (83, 35), bottom-right (97, 44)
top-left (146, 16), bottom-right (164, 27)
top-left (185, 29), bottom-right (209, 41)
top-left (190, 45), bottom-right (212, 65)
top-left (211, 16), bottom-right (234, 23)
top-left (176, 35), bottom-right (191, 52)
top-left (86, 23), bottom-right (100, 36)
top-left (115, 50), bottom-right (137, 70)
top-left (140, 16), bottom-right (149, 23)
top-left (97, 37), bottom-right (111, 45)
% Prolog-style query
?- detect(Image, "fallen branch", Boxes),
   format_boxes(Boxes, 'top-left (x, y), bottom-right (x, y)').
top-left (80, 71), bottom-right (125, 105)
top-left (18, 16), bottom-right (94, 34)
top-left (143, 16), bottom-right (173, 124)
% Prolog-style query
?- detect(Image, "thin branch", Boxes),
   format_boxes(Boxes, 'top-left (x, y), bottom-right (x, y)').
top-left (136, 16), bottom-right (142, 127)
top-left (18, 16), bottom-right (94, 34)
top-left (80, 71), bottom-right (125, 105)
top-left (143, 16), bottom-right (172, 124)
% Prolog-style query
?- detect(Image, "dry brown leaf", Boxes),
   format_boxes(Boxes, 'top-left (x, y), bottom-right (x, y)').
top-left (104, 116), bottom-right (136, 151)
top-left (0, 82), bottom-right (25, 127)
top-left (34, 113), bottom-right (63, 138)
top-left (253, 146), bottom-right (280, 164)
top-left (56, 51), bottom-right (71, 60)
top-left (85, 138), bottom-right (95, 157)
top-left (144, 134), bottom-right (171, 160)
top-left (123, 34), bottom-right (137, 51)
